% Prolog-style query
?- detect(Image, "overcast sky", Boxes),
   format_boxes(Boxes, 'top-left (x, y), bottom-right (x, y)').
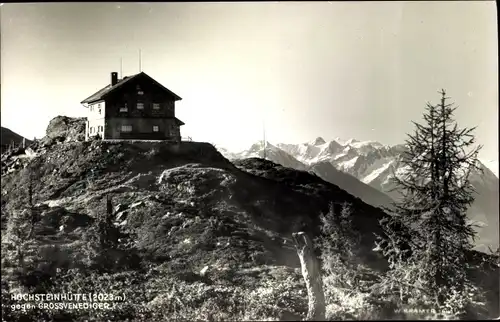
top-left (0, 2), bottom-right (497, 163)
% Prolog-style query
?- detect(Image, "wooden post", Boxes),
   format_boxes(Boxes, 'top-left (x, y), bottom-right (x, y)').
top-left (292, 231), bottom-right (326, 321)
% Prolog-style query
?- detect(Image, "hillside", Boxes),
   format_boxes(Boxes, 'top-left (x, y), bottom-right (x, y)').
top-left (237, 141), bottom-right (307, 171)
top-left (1, 140), bottom-right (389, 270)
top-left (1, 117), bottom-right (395, 321)
top-left (232, 141), bottom-right (394, 209)
top-left (308, 161), bottom-right (394, 208)
top-left (1, 117), bottom-right (498, 320)
top-left (1, 127), bottom-right (32, 151)
top-left (224, 138), bottom-right (499, 253)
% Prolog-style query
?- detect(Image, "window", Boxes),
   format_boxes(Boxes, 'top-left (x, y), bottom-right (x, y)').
top-left (121, 125), bottom-right (132, 132)
top-left (153, 125), bottom-right (159, 132)
top-left (90, 127), bottom-right (94, 134)
top-left (153, 103), bottom-right (160, 110)
top-left (119, 103), bottom-right (128, 112)
top-left (137, 102), bottom-right (144, 110)
top-left (138, 91), bottom-right (144, 95)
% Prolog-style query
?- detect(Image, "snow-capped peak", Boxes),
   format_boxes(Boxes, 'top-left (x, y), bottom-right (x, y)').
top-left (217, 135), bottom-right (498, 253)
top-left (247, 140), bottom-right (273, 153)
top-left (344, 138), bottom-right (359, 145)
top-left (321, 140), bottom-right (343, 154)
top-left (309, 137), bottom-right (326, 146)
top-left (345, 140), bottom-right (383, 148)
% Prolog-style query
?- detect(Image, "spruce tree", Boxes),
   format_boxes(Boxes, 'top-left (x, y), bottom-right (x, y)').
top-left (375, 89), bottom-right (483, 315)
top-left (83, 195), bottom-right (119, 269)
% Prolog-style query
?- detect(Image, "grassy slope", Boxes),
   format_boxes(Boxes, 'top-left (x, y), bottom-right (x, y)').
top-left (2, 141), bottom-right (389, 265)
top-left (1, 140), bottom-right (498, 320)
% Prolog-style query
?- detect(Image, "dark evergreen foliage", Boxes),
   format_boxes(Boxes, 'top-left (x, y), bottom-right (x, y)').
top-left (375, 90), bottom-right (484, 316)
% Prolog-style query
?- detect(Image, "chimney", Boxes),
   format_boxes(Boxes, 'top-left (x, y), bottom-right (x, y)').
top-left (111, 72), bottom-right (118, 86)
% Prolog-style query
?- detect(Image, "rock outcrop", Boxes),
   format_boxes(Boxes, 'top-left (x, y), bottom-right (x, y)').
top-left (1, 116), bottom-right (87, 175)
top-left (44, 116), bottom-right (86, 144)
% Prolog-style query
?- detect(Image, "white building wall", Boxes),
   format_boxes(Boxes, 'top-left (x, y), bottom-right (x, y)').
top-left (86, 100), bottom-right (106, 140)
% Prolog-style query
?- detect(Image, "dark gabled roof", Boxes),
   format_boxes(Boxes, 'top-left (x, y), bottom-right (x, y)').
top-left (80, 73), bottom-right (139, 104)
top-left (80, 72), bottom-right (182, 104)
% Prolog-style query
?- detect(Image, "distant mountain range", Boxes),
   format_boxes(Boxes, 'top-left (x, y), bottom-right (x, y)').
top-left (218, 137), bottom-right (499, 253)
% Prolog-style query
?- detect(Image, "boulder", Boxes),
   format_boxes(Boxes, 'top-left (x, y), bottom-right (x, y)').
top-left (24, 147), bottom-right (37, 158)
top-left (199, 265), bottom-right (209, 277)
top-left (115, 211), bottom-right (128, 222)
top-left (45, 116), bottom-right (86, 143)
top-left (129, 201), bottom-right (145, 209)
top-left (115, 203), bottom-right (128, 213)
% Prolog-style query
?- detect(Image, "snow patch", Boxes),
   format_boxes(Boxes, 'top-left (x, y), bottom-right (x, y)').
top-left (362, 160), bottom-right (395, 184)
top-left (338, 156), bottom-right (359, 171)
top-left (349, 140), bottom-right (383, 149)
top-left (333, 152), bottom-right (347, 161)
